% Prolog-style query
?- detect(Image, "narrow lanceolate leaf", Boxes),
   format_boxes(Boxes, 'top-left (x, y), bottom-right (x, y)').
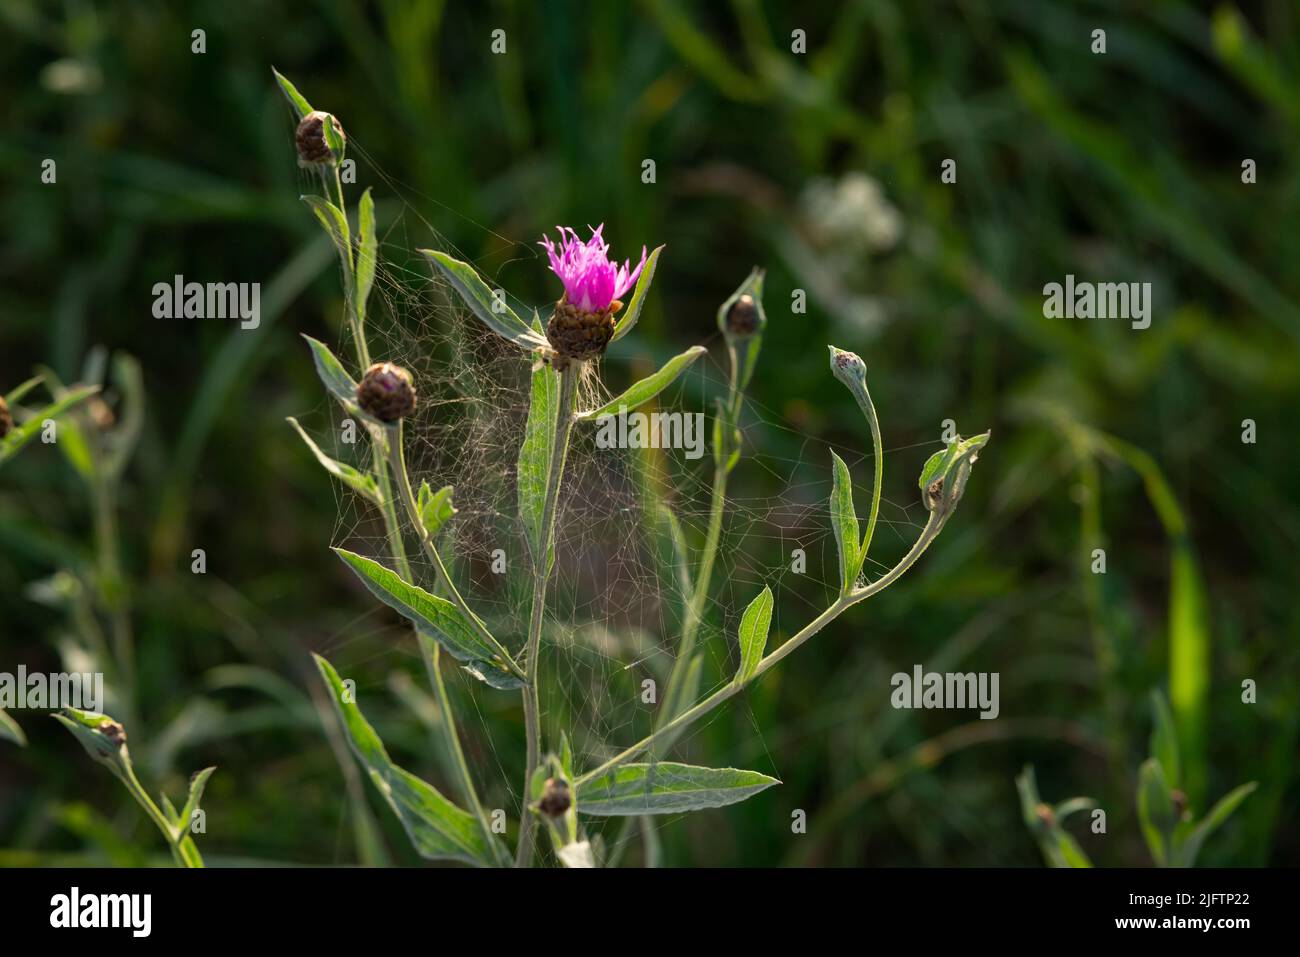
top-left (302, 195), bottom-right (352, 270)
top-left (576, 346), bottom-right (707, 421)
top-left (417, 481), bottom-right (457, 537)
top-left (0, 707), bottom-right (26, 747)
top-left (176, 766), bottom-right (217, 841)
top-left (4, 375), bottom-right (43, 405)
top-left (0, 385), bottom-right (100, 467)
top-left (1149, 689), bottom-right (1181, 790)
top-left (314, 654), bottom-right (500, 866)
top-left (1172, 781), bottom-right (1256, 867)
top-left (577, 762), bottom-right (779, 816)
top-left (518, 364), bottom-right (559, 566)
top-left (287, 417), bottom-right (380, 504)
top-left (830, 451), bottom-right (861, 593)
top-left (355, 188), bottom-right (378, 326)
top-left (420, 249), bottom-right (547, 351)
top-left (271, 67), bottom-right (313, 119)
top-left (301, 335), bottom-right (358, 405)
top-left (735, 586), bottom-right (773, 684)
top-left (1137, 757), bottom-right (1177, 866)
top-left (333, 548), bottom-right (523, 688)
top-left (611, 244), bottom-right (665, 343)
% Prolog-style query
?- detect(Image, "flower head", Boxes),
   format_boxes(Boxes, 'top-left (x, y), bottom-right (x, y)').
top-left (356, 362), bottom-right (416, 423)
top-left (539, 225), bottom-right (646, 314)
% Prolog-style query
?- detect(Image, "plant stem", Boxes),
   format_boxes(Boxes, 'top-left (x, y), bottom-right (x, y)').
top-left (385, 422), bottom-right (517, 866)
top-left (574, 511), bottom-right (945, 787)
top-left (115, 762), bottom-right (197, 868)
top-left (92, 473), bottom-right (135, 723)
top-left (387, 423), bottom-right (524, 679)
top-left (516, 364), bottom-right (579, 868)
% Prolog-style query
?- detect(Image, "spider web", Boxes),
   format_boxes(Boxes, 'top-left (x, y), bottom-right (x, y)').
top-left (293, 139), bottom-right (934, 863)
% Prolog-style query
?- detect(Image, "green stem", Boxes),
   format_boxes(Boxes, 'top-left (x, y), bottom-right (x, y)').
top-left (516, 364), bottom-right (579, 868)
top-left (855, 386), bottom-right (884, 560)
top-left (115, 763), bottom-right (197, 868)
top-left (92, 473), bottom-right (135, 723)
top-left (574, 511), bottom-right (945, 788)
top-left (387, 424), bottom-right (524, 679)
top-left (385, 421), bottom-right (517, 866)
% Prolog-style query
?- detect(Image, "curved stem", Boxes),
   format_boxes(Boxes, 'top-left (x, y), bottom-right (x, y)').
top-left (574, 511), bottom-right (945, 788)
top-left (387, 423), bottom-right (524, 680)
top-left (516, 364), bottom-right (579, 867)
top-left (855, 386), bottom-right (884, 559)
top-left (385, 421), bottom-right (510, 865)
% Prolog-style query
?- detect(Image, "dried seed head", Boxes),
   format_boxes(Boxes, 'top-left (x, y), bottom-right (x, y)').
top-left (546, 296), bottom-right (618, 366)
top-left (725, 294), bottom-right (759, 337)
top-left (295, 110), bottom-right (345, 166)
top-left (356, 362), bottom-right (416, 422)
top-left (538, 777), bottom-right (571, 818)
top-left (0, 396), bottom-right (12, 439)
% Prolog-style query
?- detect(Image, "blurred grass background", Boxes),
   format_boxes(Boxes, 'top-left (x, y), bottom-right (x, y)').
top-left (1, 0), bottom-right (1297, 866)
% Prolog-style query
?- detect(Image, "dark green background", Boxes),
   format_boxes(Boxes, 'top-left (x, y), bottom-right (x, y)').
top-left (1, 0), bottom-right (1296, 866)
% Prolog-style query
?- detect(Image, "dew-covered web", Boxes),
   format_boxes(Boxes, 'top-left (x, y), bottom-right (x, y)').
top-left (296, 139), bottom-right (935, 859)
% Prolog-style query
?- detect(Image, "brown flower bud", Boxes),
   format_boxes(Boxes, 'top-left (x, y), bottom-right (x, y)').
top-left (538, 777), bottom-right (571, 818)
top-left (0, 396), bottom-right (12, 439)
top-left (295, 110), bottom-right (345, 166)
top-left (356, 362), bottom-right (416, 423)
top-left (546, 296), bottom-right (618, 367)
top-left (726, 294), bottom-right (759, 337)
top-left (1033, 803), bottom-right (1055, 827)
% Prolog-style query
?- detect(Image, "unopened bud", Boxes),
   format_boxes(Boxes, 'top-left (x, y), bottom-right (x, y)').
top-left (356, 362), bottom-right (416, 423)
top-left (726, 294), bottom-right (759, 337)
top-left (538, 777), bottom-right (571, 818)
top-left (0, 396), bottom-right (12, 439)
top-left (296, 110), bottom-right (345, 166)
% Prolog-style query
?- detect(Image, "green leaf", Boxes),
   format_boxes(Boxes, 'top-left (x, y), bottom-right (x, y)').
top-left (103, 353), bottom-right (145, 481)
top-left (577, 762), bottom-right (779, 816)
top-left (4, 375), bottom-right (43, 405)
top-left (287, 417), bottom-right (380, 504)
top-left (420, 249), bottom-right (546, 351)
top-left (355, 188), bottom-right (378, 326)
top-left (830, 451), bottom-right (861, 593)
top-left (0, 708), bottom-right (26, 747)
top-left (518, 364), bottom-right (560, 566)
top-left (175, 766), bottom-right (216, 840)
top-left (735, 586), bottom-right (772, 684)
top-left (271, 67), bottom-right (313, 119)
top-left (313, 654), bottom-right (500, 866)
top-left (302, 195), bottom-right (351, 270)
top-left (301, 335), bottom-right (358, 406)
top-left (0, 384), bottom-right (100, 467)
top-left (576, 346), bottom-right (707, 421)
top-left (332, 548), bottom-right (523, 688)
top-left (1149, 689), bottom-right (1181, 791)
top-left (611, 244), bottom-right (665, 343)
top-left (1137, 757), bottom-right (1177, 866)
top-left (1172, 782), bottom-right (1256, 867)
top-left (417, 481), bottom-right (457, 537)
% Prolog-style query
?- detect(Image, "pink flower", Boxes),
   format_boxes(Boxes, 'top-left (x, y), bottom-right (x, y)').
top-left (539, 225), bottom-right (647, 313)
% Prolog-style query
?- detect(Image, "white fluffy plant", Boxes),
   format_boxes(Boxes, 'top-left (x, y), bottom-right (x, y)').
top-left (277, 71), bottom-right (990, 868)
